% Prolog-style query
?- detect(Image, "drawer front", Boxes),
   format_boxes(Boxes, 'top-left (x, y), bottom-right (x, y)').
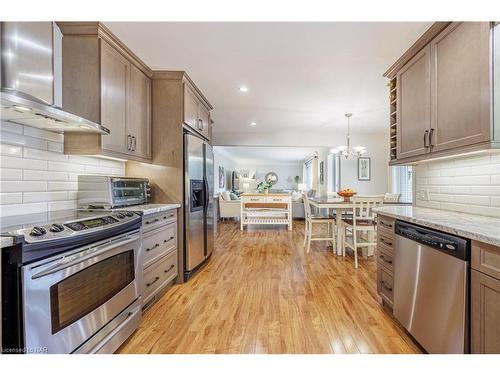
top-left (378, 230), bottom-right (395, 249)
top-left (377, 245), bottom-right (394, 272)
top-left (244, 196), bottom-right (266, 203)
top-left (143, 210), bottom-right (177, 233)
top-left (377, 265), bottom-right (394, 306)
top-left (143, 252), bottom-right (178, 304)
top-left (143, 223), bottom-right (177, 268)
top-left (472, 241), bottom-right (500, 280)
top-left (378, 215), bottom-right (395, 237)
top-left (266, 196), bottom-right (290, 203)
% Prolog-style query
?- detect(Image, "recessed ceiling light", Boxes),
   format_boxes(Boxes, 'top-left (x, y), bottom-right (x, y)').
top-left (239, 86), bottom-right (248, 93)
top-left (249, 122), bottom-right (257, 127)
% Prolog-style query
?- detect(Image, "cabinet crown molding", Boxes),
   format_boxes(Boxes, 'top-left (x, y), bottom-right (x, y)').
top-left (57, 21), bottom-right (152, 78)
top-left (152, 70), bottom-right (213, 110)
top-left (383, 22), bottom-right (451, 79)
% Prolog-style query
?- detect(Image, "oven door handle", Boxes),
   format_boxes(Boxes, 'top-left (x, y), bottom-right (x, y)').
top-left (31, 235), bottom-right (140, 279)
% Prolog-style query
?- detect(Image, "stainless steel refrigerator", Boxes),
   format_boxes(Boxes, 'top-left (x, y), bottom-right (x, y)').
top-left (184, 130), bottom-right (214, 280)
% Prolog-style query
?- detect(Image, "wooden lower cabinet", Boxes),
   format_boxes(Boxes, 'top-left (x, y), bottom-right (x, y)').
top-left (471, 269), bottom-right (500, 353)
top-left (141, 209), bottom-right (178, 310)
top-left (376, 215), bottom-right (395, 310)
top-left (471, 240), bottom-right (500, 353)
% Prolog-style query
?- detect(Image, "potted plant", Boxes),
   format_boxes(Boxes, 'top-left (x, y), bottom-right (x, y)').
top-left (257, 181), bottom-right (273, 194)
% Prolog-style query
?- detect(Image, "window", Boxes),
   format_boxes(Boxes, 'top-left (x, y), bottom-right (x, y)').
top-left (391, 166), bottom-right (413, 203)
top-left (327, 153), bottom-right (341, 192)
top-left (304, 159), bottom-right (314, 190)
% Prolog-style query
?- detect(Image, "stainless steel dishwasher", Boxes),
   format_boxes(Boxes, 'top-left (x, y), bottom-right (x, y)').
top-left (394, 220), bottom-right (470, 354)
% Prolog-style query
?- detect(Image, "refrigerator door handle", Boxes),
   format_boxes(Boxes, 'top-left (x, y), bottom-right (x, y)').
top-left (203, 177), bottom-right (209, 213)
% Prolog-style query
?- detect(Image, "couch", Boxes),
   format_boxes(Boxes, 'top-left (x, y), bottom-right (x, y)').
top-left (219, 191), bottom-right (241, 220)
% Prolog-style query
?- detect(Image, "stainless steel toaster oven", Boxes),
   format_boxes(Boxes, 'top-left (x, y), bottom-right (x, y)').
top-left (78, 175), bottom-right (150, 208)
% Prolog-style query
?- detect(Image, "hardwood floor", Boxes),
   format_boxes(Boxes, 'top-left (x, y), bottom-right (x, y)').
top-left (118, 220), bottom-right (421, 354)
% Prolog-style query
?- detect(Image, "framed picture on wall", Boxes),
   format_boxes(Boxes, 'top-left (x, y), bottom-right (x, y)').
top-left (219, 166), bottom-right (225, 188)
top-left (319, 161), bottom-right (324, 185)
top-left (358, 157), bottom-right (371, 181)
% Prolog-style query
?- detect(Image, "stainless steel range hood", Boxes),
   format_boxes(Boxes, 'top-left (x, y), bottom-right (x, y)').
top-left (0, 22), bottom-right (109, 135)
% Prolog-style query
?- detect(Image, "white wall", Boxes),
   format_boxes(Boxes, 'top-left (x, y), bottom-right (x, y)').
top-left (338, 134), bottom-right (389, 195)
top-left (235, 163), bottom-right (303, 191)
top-left (213, 148), bottom-right (236, 194)
top-left (414, 151), bottom-right (500, 218)
top-left (0, 121), bottom-right (125, 218)
top-left (312, 132), bottom-right (389, 196)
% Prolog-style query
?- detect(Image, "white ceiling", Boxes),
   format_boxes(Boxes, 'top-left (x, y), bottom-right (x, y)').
top-left (105, 22), bottom-right (431, 146)
top-left (215, 146), bottom-right (317, 165)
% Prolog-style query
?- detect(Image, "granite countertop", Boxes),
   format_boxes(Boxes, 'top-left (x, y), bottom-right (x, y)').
top-left (128, 203), bottom-right (180, 215)
top-left (374, 206), bottom-right (500, 247)
top-left (1, 236), bottom-right (14, 249)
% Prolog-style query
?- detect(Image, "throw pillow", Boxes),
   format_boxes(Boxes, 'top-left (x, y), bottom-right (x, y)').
top-left (229, 192), bottom-right (239, 200)
top-left (221, 191), bottom-right (231, 201)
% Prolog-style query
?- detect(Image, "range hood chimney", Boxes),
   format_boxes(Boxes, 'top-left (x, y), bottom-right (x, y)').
top-left (0, 22), bottom-right (108, 135)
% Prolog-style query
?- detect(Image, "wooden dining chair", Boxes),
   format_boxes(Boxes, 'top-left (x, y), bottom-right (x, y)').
top-left (342, 195), bottom-right (384, 268)
top-left (302, 193), bottom-right (336, 253)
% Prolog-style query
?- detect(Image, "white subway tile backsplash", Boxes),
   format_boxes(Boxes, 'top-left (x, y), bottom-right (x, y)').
top-left (0, 124), bottom-right (126, 217)
top-left (1, 181), bottom-right (47, 193)
top-left (0, 168), bottom-right (23, 180)
top-left (0, 202), bottom-right (48, 216)
top-left (0, 121), bottom-right (23, 134)
top-left (49, 161), bottom-right (85, 173)
top-left (48, 181), bottom-right (78, 191)
top-left (1, 155), bottom-right (48, 170)
top-left (48, 200), bottom-right (77, 212)
top-left (415, 151), bottom-right (500, 218)
top-left (0, 193), bottom-right (22, 205)
top-left (1, 130), bottom-right (48, 150)
top-left (24, 147), bottom-right (68, 162)
top-left (23, 170), bottom-right (68, 181)
top-left (23, 127), bottom-right (64, 143)
top-left (0, 144), bottom-right (22, 157)
top-left (23, 191), bottom-right (68, 203)
top-left (47, 141), bottom-right (64, 153)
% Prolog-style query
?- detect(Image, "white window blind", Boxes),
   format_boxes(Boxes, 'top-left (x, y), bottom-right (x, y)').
top-left (391, 166), bottom-right (413, 203)
top-left (304, 159), bottom-right (313, 190)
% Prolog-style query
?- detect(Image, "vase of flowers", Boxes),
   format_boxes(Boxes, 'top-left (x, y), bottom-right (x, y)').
top-left (257, 181), bottom-right (273, 194)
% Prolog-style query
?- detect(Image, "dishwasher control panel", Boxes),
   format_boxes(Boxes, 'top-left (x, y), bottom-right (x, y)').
top-left (395, 220), bottom-right (470, 261)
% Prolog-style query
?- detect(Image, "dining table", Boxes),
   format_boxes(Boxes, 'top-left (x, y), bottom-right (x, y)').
top-left (309, 195), bottom-right (412, 256)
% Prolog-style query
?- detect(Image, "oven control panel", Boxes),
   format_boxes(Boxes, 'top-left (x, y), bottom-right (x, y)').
top-left (19, 211), bottom-right (140, 243)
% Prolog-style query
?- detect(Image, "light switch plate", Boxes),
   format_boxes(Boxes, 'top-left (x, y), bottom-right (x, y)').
top-left (418, 189), bottom-right (430, 201)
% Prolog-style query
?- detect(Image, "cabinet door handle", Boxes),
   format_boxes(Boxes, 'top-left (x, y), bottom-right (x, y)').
top-left (164, 264), bottom-right (175, 273)
top-left (380, 237), bottom-right (393, 247)
top-left (380, 221), bottom-right (393, 230)
top-left (146, 276), bottom-right (160, 287)
top-left (132, 136), bottom-right (136, 151)
top-left (163, 236), bottom-right (175, 243)
top-left (197, 118), bottom-right (204, 131)
top-left (379, 254), bottom-right (393, 264)
top-left (429, 128), bottom-right (435, 147)
top-left (127, 135), bottom-right (132, 150)
top-left (380, 280), bottom-right (393, 292)
top-left (423, 130), bottom-right (429, 148)
top-left (146, 243), bottom-right (160, 252)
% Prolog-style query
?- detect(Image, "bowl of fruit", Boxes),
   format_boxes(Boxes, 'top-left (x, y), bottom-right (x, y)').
top-left (337, 189), bottom-right (357, 202)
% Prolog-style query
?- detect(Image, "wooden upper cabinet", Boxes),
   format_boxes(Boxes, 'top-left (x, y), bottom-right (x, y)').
top-left (183, 83), bottom-right (212, 141)
top-left (385, 22), bottom-right (495, 165)
top-left (184, 85), bottom-right (199, 130)
top-left (198, 104), bottom-right (210, 140)
top-left (430, 22), bottom-right (492, 153)
top-left (59, 22), bottom-right (152, 162)
top-left (128, 64), bottom-right (152, 159)
top-left (100, 40), bottom-right (129, 155)
top-left (397, 45), bottom-right (431, 159)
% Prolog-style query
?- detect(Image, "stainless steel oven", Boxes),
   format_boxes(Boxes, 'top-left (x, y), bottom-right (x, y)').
top-left (21, 229), bottom-right (142, 353)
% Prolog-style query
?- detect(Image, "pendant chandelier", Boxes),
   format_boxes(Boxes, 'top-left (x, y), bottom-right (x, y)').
top-left (330, 113), bottom-right (367, 158)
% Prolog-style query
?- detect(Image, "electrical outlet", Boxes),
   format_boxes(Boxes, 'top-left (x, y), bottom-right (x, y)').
top-left (418, 189), bottom-right (430, 201)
